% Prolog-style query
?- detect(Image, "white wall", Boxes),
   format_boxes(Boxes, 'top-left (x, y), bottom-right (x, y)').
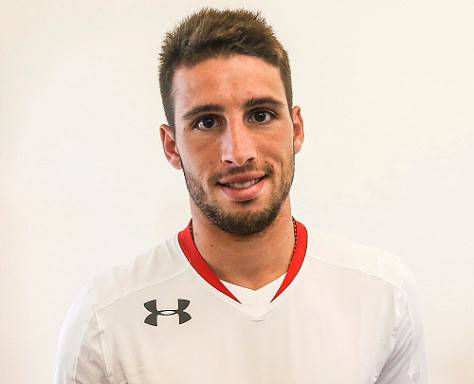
top-left (1, 0), bottom-right (473, 383)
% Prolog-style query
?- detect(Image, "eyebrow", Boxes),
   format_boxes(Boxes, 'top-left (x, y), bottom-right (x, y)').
top-left (243, 97), bottom-right (285, 110)
top-left (181, 97), bottom-right (286, 121)
top-left (181, 104), bottom-right (224, 121)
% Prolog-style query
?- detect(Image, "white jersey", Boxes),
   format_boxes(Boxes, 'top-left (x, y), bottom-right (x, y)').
top-left (54, 220), bottom-right (428, 383)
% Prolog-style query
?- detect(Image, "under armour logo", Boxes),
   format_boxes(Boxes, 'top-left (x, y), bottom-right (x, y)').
top-left (144, 299), bottom-right (191, 326)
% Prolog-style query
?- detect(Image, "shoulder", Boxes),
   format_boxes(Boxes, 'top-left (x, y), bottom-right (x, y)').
top-left (85, 234), bottom-right (189, 311)
top-left (55, 234), bottom-right (189, 382)
top-left (304, 225), bottom-right (412, 291)
top-left (302, 225), bottom-right (428, 381)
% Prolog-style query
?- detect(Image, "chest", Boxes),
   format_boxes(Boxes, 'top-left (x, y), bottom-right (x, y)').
top-left (98, 279), bottom-right (394, 384)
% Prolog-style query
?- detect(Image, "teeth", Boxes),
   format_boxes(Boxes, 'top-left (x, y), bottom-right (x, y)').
top-left (224, 178), bottom-right (261, 189)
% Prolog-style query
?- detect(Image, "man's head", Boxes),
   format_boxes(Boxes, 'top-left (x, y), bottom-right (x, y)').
top-left (159, 8), bottom-right (304, 236)
top-left (159, 8), bottom-right (292, 131)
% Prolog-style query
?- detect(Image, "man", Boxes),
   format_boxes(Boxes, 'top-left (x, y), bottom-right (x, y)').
top-left (54, 8), bottom-right (427, 383)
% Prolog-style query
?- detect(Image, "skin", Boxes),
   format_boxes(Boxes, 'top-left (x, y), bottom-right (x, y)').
top-left (160, 55), bottom-right (304, 290)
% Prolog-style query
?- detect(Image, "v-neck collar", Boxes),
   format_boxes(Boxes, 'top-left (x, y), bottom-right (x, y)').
top-left (177, 218), bottom-right (308, 304)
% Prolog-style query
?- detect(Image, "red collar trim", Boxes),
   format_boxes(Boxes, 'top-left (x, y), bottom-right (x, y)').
top-left (177, 219), bottom-right (308, 304)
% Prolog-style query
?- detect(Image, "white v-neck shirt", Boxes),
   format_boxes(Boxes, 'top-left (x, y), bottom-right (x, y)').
top-left (222, 274), bottom-right (287, 316)
top-left (54, 221), bottom-right (428, 383)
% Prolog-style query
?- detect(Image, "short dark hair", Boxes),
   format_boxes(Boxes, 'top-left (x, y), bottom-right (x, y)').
top-left (158, 7), bottom-right (293, 131)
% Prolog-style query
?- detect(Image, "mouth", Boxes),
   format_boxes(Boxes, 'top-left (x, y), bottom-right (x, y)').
top-left (218, 176), bottom-right (264, 189)
top-left (217, 176), bottom-right (267, 202)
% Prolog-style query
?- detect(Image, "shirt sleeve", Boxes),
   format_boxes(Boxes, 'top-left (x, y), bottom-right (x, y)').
top-left (375, 265), bottom-right (429, 384)
top-left (54, 281), bottom-right (111, 384)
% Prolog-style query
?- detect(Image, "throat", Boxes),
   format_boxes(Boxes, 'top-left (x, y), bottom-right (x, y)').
top-left (191, 215), bottom-right (297, 290)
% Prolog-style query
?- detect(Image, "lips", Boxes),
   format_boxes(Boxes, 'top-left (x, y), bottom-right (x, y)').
top-left (221, 177), bottom-right (263, 189)
top-left (217, 174), bottom-right (267, 202)
top-left (218, 172), bottom-right (266, 185)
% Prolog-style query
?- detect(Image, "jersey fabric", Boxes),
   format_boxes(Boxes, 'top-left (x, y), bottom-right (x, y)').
top-left (222, 273), bottom-right (286, 316)
top-left (54, 220), bottom-right (428, 383)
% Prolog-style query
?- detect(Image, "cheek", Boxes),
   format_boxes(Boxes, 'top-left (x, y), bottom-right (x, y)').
top-left (181, 152), bottom-right (217, 183)
top-left (181, 136), bottom-right (218, 161)
top-left (194, 137), bottom-right (221, 158)
top-left (265, 126), bottom-right (293, 149)
top-left (263, 137), bottom-right (293, 162)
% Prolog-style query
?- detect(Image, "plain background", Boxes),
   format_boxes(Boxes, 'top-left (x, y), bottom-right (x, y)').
top-left (1, 0), bottom-right (473, 383)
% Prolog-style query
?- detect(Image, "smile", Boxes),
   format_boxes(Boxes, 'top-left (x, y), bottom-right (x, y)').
top-left (217, 176), bottom-right (267, 202)
top-left (220, 177), bottom-right (263, 189)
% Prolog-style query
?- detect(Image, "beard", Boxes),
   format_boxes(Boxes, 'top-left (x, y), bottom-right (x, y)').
top-left (181, 151), bottom-right (295, 236)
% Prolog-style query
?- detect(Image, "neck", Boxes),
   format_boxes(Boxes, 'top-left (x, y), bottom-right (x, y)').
top-left (189, 199), bottom-right (295, 290)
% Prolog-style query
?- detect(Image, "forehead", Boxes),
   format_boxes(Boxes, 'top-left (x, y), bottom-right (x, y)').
top-left (172, 55), bottom-right (287, 116)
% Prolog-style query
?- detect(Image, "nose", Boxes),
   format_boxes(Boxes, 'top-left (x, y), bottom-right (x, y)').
top-left (220, 117), bottom-right (257, 166)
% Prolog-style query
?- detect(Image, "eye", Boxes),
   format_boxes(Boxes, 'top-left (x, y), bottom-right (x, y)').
top-left (248, 110), bottom-right (275, 124)
top-left (193, 116), bottom-right (220, 130)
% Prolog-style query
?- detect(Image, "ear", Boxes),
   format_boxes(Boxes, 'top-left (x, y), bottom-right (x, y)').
top-left (291, 106), bottom-right (304, 154)
top-left (160, 124), bottom-right (182, 170)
